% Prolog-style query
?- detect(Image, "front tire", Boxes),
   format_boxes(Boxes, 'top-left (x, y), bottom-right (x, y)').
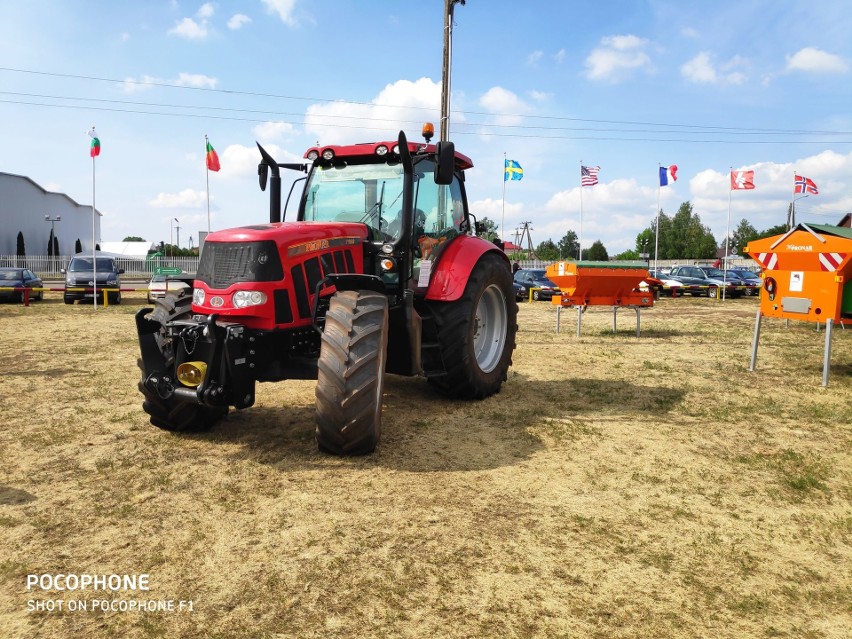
top-left (315, 290), bottom-right (388, 455)
top-left (428, 253), bottom-right (518, 399)
top-left (138, 294), bottom-right (227, 432)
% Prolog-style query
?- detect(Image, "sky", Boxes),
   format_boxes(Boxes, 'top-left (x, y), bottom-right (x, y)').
top-left (2, 0), bottom-right (851, 255)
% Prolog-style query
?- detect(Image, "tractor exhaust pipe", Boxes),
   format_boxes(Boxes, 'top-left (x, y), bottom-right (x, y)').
top-left (256, 142), bottom-right (281, 224)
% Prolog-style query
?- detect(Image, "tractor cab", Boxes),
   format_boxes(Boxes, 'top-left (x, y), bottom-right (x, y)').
top-left (270, 125), bottom-right (474, 296)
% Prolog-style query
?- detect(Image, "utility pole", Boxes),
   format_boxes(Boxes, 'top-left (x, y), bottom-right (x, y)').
top-left (440, 0), bottom-right (465, 142)
top-left (45, 214), bottom-right (61, 270)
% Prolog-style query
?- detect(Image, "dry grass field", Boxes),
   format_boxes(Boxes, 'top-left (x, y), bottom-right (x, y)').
top-left (1, 291), bottom-right (850, 639)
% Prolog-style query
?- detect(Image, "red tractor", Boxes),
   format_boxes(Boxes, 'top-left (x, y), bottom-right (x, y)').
top-left (136, 126), bottom-right (518, 454)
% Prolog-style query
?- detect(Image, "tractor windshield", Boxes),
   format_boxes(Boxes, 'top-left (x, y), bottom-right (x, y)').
top-left (302, 162), bottom-right (405, 238)
top-left (301, 159), bottom-right (466, 243)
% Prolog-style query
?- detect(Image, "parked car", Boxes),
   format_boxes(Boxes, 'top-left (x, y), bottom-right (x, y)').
top-left (513, 281), bottom-right (528, 302)
top-left (513, 268), bottom-right (561, 301)
top-left (726, 269), bottom-right (762, 295)
top-left (62, 252), bottom-right (124, 305)
top-left (147, 273), bottom-right (191, 303)
top-left (667, 265), bottom-right (742, 298)
top-left (642, 269), bottom-right (684, 297)
top-left (0, 267), bottom-right (43, 302)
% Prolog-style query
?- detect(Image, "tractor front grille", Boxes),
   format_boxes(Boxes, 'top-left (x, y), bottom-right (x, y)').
top-left (196, 240), bottom-right (284, 289)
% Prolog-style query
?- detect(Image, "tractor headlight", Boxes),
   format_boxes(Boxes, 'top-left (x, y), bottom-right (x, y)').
top-left (107, 278), bottom-right (118, 286)
top-left (67, 276), bottom-right (76, 285)
top-left (232, 290), bottom-right (267, 308)
top-left (193, 288), bottom-right (206, 305)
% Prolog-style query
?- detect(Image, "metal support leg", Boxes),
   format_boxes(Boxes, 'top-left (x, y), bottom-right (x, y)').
top-left (822, 318), bottom-right (833, 387)
top-left (612, 306), bottom-right (618, 333)
top-left (556, 306), bottom-right (561, 334)
top-left (577, 307), bottom-right (582, 337)
top-left (748, 309), bottom-right (762, 372)
top-left (635, 307), bottom-right (641, 337)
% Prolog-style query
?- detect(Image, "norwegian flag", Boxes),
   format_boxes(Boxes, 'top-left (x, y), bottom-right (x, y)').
top-left (794, 174), bottom-right (818, 195)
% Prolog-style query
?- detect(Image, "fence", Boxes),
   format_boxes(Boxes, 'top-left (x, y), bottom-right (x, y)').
top-left (513, 257), bottom-right (758, 271)
top-left (2, 254), bottom-right (758, 278)
top-left (0, 255), bottom-right (201, 277)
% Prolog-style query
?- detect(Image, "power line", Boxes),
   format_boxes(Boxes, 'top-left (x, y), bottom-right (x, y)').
top-left (3, 90), bottom-right (850, 139)
top-left (1, 98), bottom-right (850, 144)
top-left (2, 66), bottom-right (852, 139)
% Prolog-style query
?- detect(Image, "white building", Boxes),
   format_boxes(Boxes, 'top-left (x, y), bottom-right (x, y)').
top-left (0, 172), bottom-right (102, 256)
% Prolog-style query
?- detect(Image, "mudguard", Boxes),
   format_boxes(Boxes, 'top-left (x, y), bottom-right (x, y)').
top-left (424, 235), bottom-right (510, 302)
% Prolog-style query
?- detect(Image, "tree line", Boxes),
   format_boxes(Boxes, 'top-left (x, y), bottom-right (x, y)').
top-left (480, 201), bottom-right (790, 261)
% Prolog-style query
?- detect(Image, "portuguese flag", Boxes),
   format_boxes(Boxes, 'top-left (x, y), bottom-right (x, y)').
top-left (89, 127), bottom-right (101, 157)
top-left (206, 138), bottom-right (220, 172)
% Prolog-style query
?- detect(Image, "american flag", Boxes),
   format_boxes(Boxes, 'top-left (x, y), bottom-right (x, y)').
top-left (581, 165), bottom-right (600, 186)
top-left (794, 174), bottom-right (818, 195)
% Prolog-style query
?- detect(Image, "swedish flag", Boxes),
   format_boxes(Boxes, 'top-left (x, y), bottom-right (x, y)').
top-left (504, 159), bottom-right (524, 181)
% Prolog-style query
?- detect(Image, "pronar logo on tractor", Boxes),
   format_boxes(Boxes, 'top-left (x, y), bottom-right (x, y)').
top-left (136, 125), bottom-right (518, 454)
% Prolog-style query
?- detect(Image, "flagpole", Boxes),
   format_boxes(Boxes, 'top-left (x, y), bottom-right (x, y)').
top-left (91, 126), bottom-right (97, 310)
top-left (579, 160), bottom-right (583, 261)
top-left (655, 163), bottom-right (661, 272)
top-left (205, 134), bottom-right (212, 234)
top-left (501, 152), bottom-right (506, 244)
top-left (789, 169), bottom-right (795, 230)
top-left (724, 166), bottom-right (733, 300)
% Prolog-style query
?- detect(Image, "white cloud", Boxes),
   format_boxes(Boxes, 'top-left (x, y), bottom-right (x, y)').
top-left (215, 144), bottom-right (303, 180)
top-left (253, 121), bottom-right (295, 142)
top-left (680, 27), bottom-right (699, 39)
top-left (121, 75), bottom-right (159, 93)
top-left (553, 49), bottom-right (566, 64)
top-left (478, 87), bottom-right (529, 127)
top-left (785, 47), bottom-right (849, 74)
top-left (168, 17), bottom-right (208, 39)
top-left (262, 0), bottom-right (297, 26)
top-left (585, 34), bottom-right (652, 81)
top-left (227, 13), bottom-right (252, 29)
top-left (120, 73), bottom-right (217, 93)
top-left (305, 77), bottom-right (441, 145)
top-left (528, 90), bottom-right (550, 102)
top-left (175, 73), bottom-right (218, 89)
top-left (197, 3), bottom-right (214, 19)
top-left (526, 50), bottom-right (543, 66)
top-left (149, 189), bottom-right (208, 209)
top-left (681, 52), bottom-right (747, 85)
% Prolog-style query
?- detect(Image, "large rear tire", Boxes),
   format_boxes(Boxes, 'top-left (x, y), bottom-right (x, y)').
top-left (315, 290), bottom-right (388, 455)
top-left (428, 253), bottom-right (518, 399)
top-left (138, 294), bottom-right (227, 432)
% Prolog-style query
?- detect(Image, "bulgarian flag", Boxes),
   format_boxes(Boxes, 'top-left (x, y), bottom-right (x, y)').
top-left (206, 137), bottom-right (220, 172)
top-left (89, 127), bottom-right (101, 157)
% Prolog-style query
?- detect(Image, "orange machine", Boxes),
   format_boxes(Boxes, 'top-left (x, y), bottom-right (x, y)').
top-left (745, 223), bottom-right (852, 326)
top-left (545, 261), bottom-right (654, 308)
top-left (545, 261), bottom-right (654, 336)
top-left (745, 222), bottom-right (852, 386)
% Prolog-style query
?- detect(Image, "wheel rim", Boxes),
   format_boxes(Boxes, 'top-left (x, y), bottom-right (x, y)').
top-left (473, 284), bottom-right (508, 373)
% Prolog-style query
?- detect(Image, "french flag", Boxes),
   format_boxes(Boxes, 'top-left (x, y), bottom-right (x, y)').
top-left (659, 165), bottom-right (678, 187)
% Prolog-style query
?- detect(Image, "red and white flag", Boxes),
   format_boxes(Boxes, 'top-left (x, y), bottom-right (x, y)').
top-left (794, 174), bottom-right (818, 195)
top-left (730, 170), bottom-right (755, 190)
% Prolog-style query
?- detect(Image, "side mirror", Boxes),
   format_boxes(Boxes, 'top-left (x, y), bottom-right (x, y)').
top-left (118, 268), bottom-right (126, 274)
top-left (474, 221), bottom-right (486, 235)
top-left (434, 141), bottom-right (455, 185)
top-left (60, 268), bottom-right (66, 274)
top-left (258, 162), bottom-right (268, 192)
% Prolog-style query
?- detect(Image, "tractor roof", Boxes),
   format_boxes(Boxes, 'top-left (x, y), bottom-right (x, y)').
top-left (303, 140), bottom-right (474, 171)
